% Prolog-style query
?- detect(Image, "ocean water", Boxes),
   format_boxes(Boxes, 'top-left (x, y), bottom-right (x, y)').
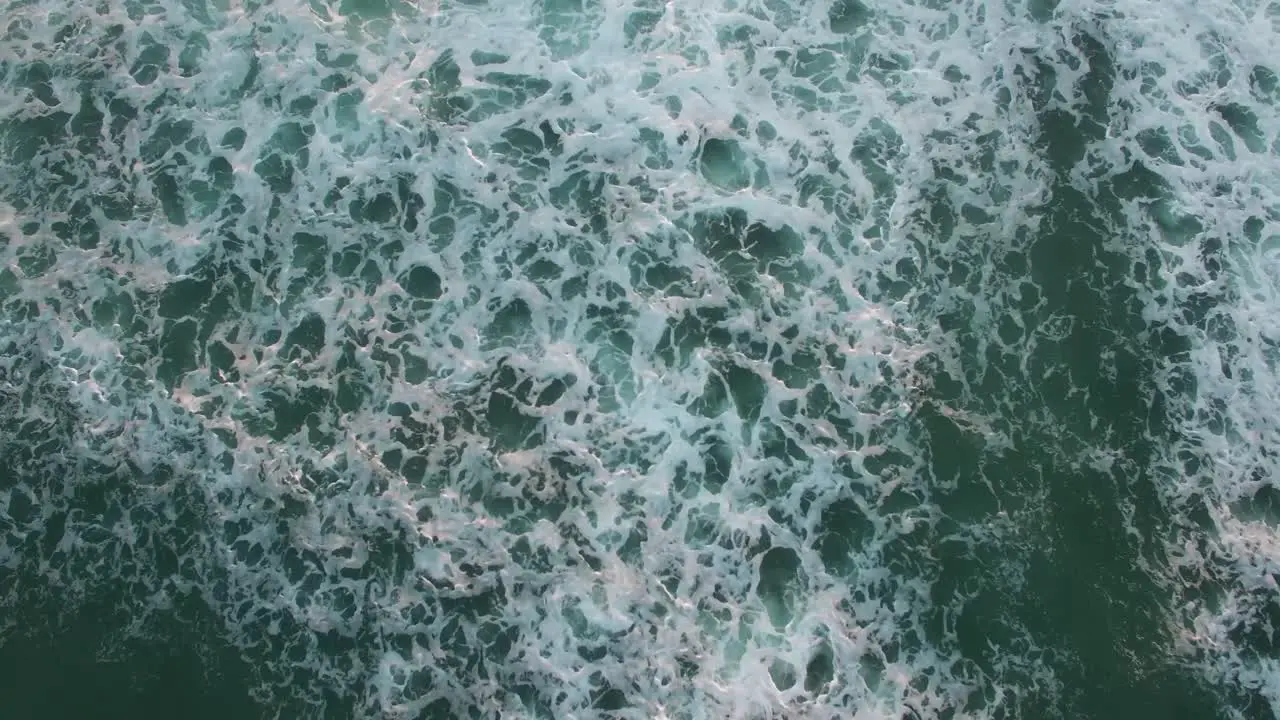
top-left (1, 0), bottom-right (1279, 718)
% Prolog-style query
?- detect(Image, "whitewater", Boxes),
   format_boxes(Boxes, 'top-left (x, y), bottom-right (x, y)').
top-left (1, 0), bottom-right (1279, 718)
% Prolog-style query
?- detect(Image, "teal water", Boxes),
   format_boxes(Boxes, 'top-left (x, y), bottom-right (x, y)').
top-left (2, 0), bottom-right (1279, 718)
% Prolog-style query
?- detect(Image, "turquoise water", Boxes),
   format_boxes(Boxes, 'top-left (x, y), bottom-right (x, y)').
top-left (2, 0), bottom-right (1279, 718)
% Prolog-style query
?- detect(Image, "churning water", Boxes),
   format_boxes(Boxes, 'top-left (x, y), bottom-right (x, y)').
top-left (2, 0), bottom-right (1280, 718)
